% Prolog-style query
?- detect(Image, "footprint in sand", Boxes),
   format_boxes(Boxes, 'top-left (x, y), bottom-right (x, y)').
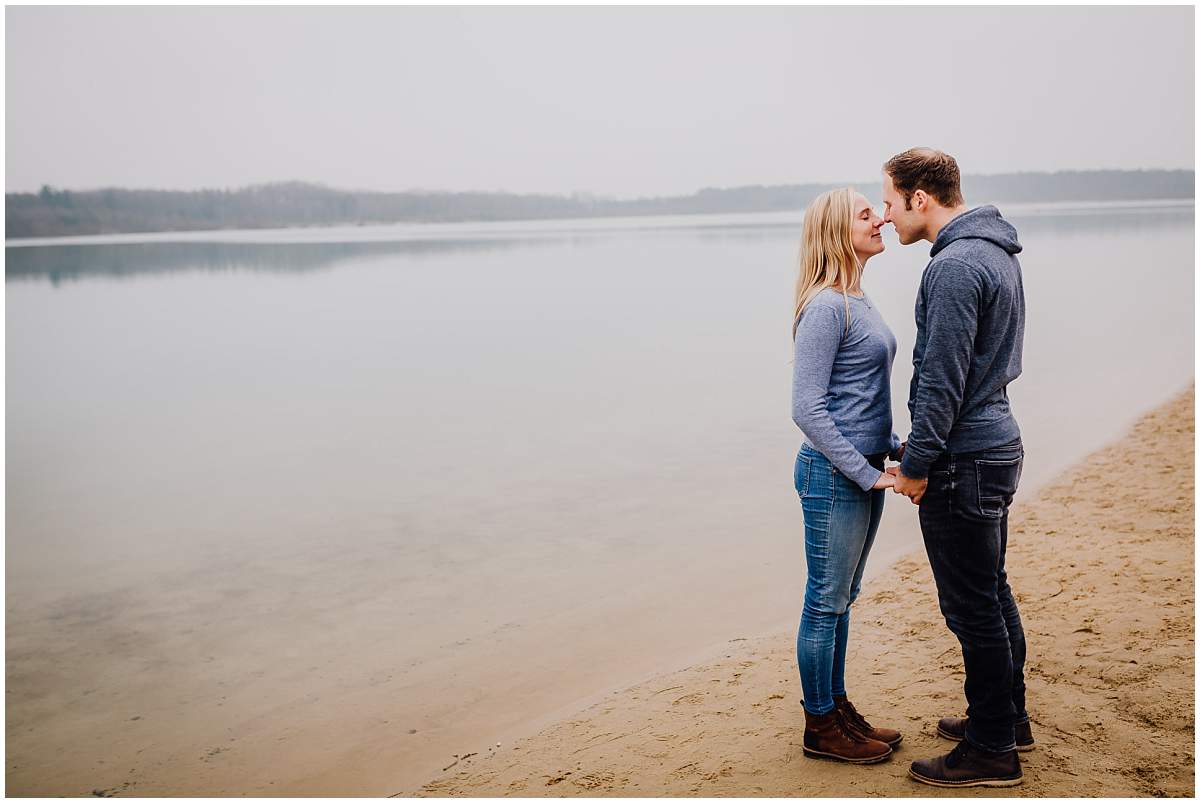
top-left (572, 771), bottom-right (615, 790)
top-left (701, 765), bottom-right (735, 782)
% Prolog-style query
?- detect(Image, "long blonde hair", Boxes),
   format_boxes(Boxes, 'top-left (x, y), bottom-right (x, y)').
top-left (792, 187), bottom-right (862, 338)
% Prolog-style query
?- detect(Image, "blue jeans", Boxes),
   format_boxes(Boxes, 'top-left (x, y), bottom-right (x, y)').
top-left (794, 443), bottom-right (885, 715)
top-left (919, 439), bottom-right (1027, 752)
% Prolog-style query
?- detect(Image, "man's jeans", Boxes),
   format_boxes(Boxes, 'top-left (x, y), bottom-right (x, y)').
top-left (795, 443), bottom-right (886, 715)
top-left (919, 438), bottom-right (1028, 752)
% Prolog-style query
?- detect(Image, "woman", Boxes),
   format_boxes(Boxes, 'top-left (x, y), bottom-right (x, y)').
top-left (791, 188), bottom-right (903, 764)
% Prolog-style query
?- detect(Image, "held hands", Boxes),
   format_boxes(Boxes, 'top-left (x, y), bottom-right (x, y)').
top-left (892, 471), bottom-right (927, 505)
top-left (872, 466), bottom-right (899, 490)
top-left (879, 440), bottom-right (926, 505)
top-left (873, 463), bottom-right (926, 504)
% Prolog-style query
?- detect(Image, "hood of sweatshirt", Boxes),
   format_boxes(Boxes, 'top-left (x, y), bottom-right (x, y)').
top-left (929, 205), bottom-right (1022, 257)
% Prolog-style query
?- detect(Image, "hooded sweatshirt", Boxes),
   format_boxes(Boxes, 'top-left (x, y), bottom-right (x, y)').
top-left (899, 205), bottom-right (1026, 480)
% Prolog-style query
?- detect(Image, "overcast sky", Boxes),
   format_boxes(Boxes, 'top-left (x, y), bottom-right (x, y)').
top-left (6, 6), bottom-right (1194, 197)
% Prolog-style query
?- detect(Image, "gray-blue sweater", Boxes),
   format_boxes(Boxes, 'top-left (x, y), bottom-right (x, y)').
top-left (791, 289), bottom-right (900, 491)
top-left (899, 206), bottom-right (1026, 480)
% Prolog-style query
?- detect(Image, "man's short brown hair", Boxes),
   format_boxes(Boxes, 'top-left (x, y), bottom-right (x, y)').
top-left (883, 148), bottom-right (965, 210)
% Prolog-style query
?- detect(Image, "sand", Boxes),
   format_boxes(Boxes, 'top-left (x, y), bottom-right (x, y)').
top-left (416, 387), bottom-right (1195, 797)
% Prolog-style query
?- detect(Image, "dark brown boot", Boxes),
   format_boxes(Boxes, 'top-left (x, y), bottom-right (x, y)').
top-left (803, 707), bottom-right (892, 764)
top-left (834, 694), bottom-right (903, 748)
top-left (937, 716), bottom-right (1035, 752)
top-left (908, 740), bottom-right (1022, 788)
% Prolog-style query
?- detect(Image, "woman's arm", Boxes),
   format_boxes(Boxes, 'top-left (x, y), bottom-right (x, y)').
top-left (791, 304), bottom-right (883, 492)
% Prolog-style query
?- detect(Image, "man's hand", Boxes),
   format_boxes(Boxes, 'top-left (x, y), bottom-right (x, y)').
top-left (890, 441), bottom-right (907, 462)
top-left (893, 471), bottom-right (928, 505)
top-left (872, 466), bottom-right (899, 490)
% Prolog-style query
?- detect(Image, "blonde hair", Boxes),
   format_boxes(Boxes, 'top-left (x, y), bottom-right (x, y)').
top-left (792, 187), bottom-right (862, 338)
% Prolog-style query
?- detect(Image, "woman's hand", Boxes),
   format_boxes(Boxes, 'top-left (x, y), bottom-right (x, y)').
top-left (872, 466), bottom-right (900, 490)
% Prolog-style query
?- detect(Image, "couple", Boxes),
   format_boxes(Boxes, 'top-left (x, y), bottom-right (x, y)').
top-left (791, 148), bottom-right (1029, 788)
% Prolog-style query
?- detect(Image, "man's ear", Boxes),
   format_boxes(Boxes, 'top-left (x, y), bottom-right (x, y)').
top-left (912, 189), bottom-right (928, 212)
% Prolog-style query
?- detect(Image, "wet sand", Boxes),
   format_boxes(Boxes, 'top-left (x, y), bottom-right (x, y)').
top-left (417, 387), bottom-right (1195, 797)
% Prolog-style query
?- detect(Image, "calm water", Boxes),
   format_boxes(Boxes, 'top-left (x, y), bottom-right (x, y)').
top-left (6, 201), bottom-right (1194, 794)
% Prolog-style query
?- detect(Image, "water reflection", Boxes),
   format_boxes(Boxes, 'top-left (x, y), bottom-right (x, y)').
top-left (688, 201), bottom-right (1195, 246)
top-left (5, 201), bottom-right (1192, 284)
top-left (1003, 202), bottom-right (1193, 237)
top-left (3, 237), bottom-right (548, 285)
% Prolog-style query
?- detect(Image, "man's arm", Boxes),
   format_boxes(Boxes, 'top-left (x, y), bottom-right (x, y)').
top-left (899, 259), bottom-right (984, 480)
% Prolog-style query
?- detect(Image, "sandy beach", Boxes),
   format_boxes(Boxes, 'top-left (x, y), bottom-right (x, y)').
top-left (417, 387), bottom-right (1195, 798)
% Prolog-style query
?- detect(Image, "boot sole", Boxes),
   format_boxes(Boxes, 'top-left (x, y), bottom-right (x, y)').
top-left (935, 726), bottom-right (1035, 752)
top-left (803, 746), bottom-right (892, 764)
top-left (907, 767), bottom-right (1023, 788)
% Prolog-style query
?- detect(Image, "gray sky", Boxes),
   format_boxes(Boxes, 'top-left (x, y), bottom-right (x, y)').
top-left (6, 6), bottom-right (1194, 197)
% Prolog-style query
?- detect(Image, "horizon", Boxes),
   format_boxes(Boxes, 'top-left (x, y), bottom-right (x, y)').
top-left (9, 165), bottom-right (1195, 200)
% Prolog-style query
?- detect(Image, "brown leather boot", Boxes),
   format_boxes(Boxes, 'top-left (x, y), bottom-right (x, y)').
top-left (834, 694), bottom-right (903, 748)
top-left (803, 707), bottom-right (893, 764)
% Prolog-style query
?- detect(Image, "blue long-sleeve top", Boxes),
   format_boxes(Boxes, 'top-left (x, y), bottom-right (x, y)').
top-left (791, 288), bottom-right (901, 491)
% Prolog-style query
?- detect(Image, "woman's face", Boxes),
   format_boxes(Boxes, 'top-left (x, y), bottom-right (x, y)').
top-left (851, 194), bottom-right (885, 262)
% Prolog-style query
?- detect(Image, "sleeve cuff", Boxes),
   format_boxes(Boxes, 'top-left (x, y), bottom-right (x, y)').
top-left (852, 465), bottom-right (883, 493)
top-left (899, 452), bottom-right (932, 481)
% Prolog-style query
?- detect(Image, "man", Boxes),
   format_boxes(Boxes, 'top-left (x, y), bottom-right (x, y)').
top-left (881, 148), bottom-right (1032, 788)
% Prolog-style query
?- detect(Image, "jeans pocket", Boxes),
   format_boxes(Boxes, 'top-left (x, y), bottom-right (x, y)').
top-left (974, 456), bottom-right (1022, 519)
top-left (795, 453), bottom-right (812, 499)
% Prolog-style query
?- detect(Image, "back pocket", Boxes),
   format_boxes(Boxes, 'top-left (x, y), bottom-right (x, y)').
top-left (974, 457), bottom-right (1022, 518)
top-left (795, 453), bottom-right (812, 498)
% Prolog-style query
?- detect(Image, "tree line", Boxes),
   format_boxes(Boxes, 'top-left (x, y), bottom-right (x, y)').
top-left (6, 170), bottom-right (1193, 239)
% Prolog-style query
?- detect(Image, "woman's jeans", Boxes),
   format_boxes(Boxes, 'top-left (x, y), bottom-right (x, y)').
top-left (919, 439), bottom-right (1028, 753)
top-left (794, 443), bottom-right (885, 716)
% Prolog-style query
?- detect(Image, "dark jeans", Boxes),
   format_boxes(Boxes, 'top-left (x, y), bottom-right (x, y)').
top-left (918, 438), bottom-right (1028, 753)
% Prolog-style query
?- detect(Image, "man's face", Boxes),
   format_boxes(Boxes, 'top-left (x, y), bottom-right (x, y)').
top-left (881, 173), bottom-right (922, 245)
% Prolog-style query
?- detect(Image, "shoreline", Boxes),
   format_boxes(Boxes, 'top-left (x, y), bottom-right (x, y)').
top-left (415, 386), bottom-right (1195, 797)
top-left (5, 385), bottom-right (1192, 797)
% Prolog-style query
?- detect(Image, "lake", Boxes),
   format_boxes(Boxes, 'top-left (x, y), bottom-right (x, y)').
top-left (5, 200), bottom-right (1194, 795)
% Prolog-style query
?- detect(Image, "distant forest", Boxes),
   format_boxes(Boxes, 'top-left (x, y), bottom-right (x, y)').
top-left (6, 169), bottom-right (1194, 239)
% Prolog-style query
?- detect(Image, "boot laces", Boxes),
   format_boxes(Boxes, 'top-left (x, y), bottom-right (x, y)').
top-left (946, 739), bottom-right (973, 768)
top-left (840, 699), bottom-right (872, 732)
top-left (834, 708), bottom-right (870, 743)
